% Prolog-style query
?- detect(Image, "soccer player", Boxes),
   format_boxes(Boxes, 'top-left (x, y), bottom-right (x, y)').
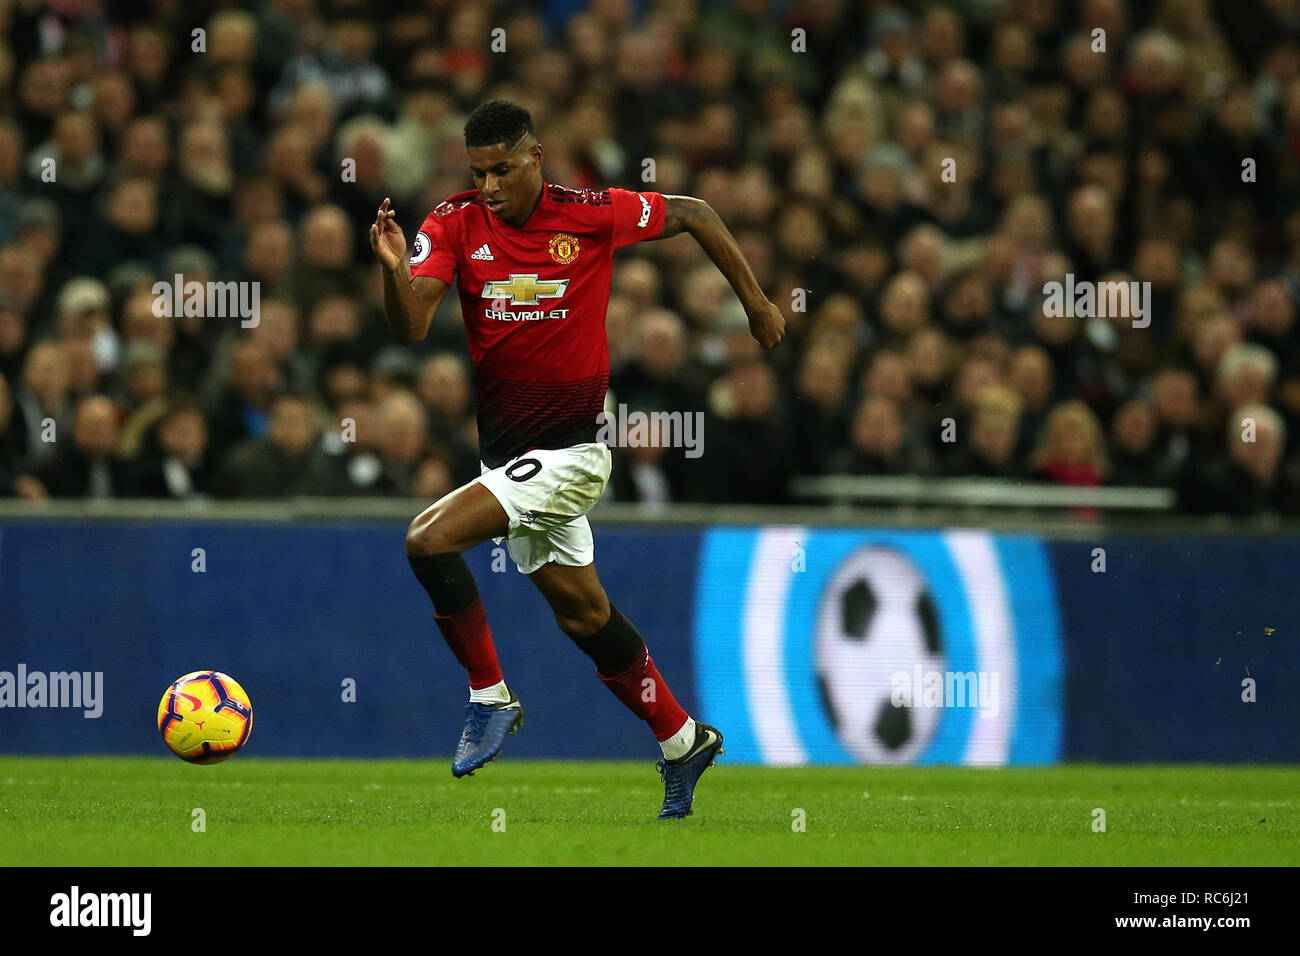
top-left (369, 100), bottom-right (784, 818)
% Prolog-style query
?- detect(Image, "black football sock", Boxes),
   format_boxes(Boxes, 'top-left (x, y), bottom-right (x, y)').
top-left (408, 552), bottom-right (479, 616)
top-left (570, 603), bottom-right (646, 673)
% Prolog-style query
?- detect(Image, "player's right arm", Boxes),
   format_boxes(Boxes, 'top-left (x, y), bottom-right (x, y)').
top-left (652, 194), bottom-right (784, 350)
top-left (370, 197), bottom-right (450, 344)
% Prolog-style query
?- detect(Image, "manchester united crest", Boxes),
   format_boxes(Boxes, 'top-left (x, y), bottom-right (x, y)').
top-left (548, 233), bottom-right (580, 264)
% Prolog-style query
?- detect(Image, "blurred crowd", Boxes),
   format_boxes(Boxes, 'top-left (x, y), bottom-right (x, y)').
top-left (4, 0), bottom-right (1300, 516)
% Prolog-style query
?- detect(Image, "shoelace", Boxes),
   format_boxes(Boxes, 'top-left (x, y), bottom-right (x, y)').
top-left (462, 702), bottom-right (493, 743)
top-left (656, 760), bottom-right (688, 803)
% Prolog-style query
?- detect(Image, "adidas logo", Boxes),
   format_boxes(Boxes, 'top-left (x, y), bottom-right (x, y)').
top-left (471, 244), bottom-right (494, 261)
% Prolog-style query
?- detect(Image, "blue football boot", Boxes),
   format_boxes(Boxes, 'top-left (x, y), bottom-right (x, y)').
top-left (451, 691), bottom-right (523, 778)
top-left (657, 722), bottom-right (724, 819)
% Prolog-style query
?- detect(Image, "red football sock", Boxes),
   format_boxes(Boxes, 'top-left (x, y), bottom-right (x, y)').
top-left (434, 595), bottom-right (504, 690)
top-left (597, 647), bottom-right (690, 741)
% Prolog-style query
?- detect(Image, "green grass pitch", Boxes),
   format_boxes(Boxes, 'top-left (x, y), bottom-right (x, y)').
top-left (1, 758), bottom-right (1295, 866)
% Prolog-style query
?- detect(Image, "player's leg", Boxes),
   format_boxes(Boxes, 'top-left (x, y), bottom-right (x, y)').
top-left (405, 480), bottom-right (521, 776)
top-left (406, 478), bottom-right (510, 555)
top-left (528, 558), bottom-right (724, 817)
top-left (406, 480), bottom-right (511, 698)
top-left (527, 560), bottom-right (695, 754)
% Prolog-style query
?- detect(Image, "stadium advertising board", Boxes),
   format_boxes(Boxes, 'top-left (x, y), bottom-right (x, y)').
top-left (694, 528), bottom-right (1064, 766)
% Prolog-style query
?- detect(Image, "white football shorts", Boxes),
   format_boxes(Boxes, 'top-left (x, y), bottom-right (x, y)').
top-left (475, 441), bottom-right (612, 574)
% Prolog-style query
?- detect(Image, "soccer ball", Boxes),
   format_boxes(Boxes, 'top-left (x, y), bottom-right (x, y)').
top-left (814, 546), bottom-right (945, 764)
top-left (157, 671), bottom-right (254, 764)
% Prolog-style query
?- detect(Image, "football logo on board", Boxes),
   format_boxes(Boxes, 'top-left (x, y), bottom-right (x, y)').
top-left (549, 233), bottom-right (580, 264)
top-left (816, 546), bottom-right (944, 764)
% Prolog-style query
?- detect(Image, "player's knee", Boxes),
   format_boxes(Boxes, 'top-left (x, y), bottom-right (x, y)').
top-left (405, 514), bottom-right (458, 557)
top-left (554, 598), bottom-right (611, 640)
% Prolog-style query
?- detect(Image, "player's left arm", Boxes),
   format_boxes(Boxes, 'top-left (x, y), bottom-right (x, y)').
top-left (655, 195), bottom-right (785, 350)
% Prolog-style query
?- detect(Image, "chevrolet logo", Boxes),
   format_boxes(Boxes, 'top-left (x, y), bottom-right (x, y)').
top-left (481, 274), bottom-right (570, 305)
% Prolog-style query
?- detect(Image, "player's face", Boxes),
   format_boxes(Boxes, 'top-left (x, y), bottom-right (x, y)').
top-left (467, 140), bottom-right (541, 225)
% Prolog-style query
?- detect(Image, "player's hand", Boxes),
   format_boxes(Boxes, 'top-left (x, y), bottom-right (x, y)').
top-left (369, 198), bottom-right (407, 274)
top-left (747, 299), bottom-right (786, 350)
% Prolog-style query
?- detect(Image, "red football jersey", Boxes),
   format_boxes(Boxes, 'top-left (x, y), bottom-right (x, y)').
top-left (409, 182), bottom-right (667, 467)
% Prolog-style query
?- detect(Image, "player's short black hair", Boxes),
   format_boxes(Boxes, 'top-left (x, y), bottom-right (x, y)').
top-left (463, 100), bottom-right (534, 149)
